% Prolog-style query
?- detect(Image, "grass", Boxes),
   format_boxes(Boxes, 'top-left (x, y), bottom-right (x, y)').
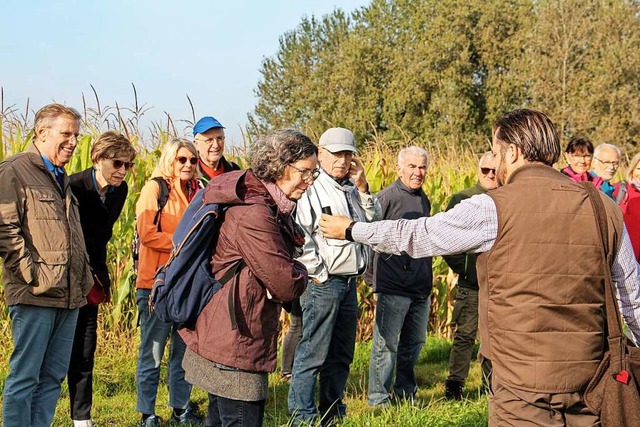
top-left (0, 330), bottom-right (488, 426)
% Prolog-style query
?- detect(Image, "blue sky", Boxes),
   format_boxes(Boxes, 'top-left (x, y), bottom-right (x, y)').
top-left (0, 0), bottom-right (369, 147)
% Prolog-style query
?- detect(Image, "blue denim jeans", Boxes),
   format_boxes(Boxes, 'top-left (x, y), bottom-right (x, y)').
top-left (2, 304), bottom-right (79, 427)
top-left (288, 276), bottom-right (358, 426)
top-left (206, 393), bottom-right (265, 427)
top-left (135, 289), bottom-right (192, 414)
top-left (367, 293), bottom-right (430, 406)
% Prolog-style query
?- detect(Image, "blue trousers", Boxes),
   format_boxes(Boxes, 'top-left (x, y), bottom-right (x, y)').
top-left (288, 276), bottom-right (358, 426)
top-left (135, 288), bottom-right (192, 415)
top-left (2, 304), bottom-right (79, 427)
top-left (368, 293), bottom-right (430, 406)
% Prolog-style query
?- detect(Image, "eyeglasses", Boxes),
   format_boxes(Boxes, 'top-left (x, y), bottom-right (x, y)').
top-left (111, 159), bottom-right (135, 170)
top-left (195, 136), bottom-right (225, 145)
top-left (480, 167), bottom-right (495, 175)
top-left (570, 153), bottom-right (592, 161)
top-left (290, 164), bottom-right (321, 182)
top-left (177, 156), bottom-right (198, 165)
top-left (594, 157), bottom-right (619, 168)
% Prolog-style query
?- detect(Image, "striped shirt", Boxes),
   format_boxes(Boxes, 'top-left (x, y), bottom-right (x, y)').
top-left (352, 193), bottom-right (640, 343)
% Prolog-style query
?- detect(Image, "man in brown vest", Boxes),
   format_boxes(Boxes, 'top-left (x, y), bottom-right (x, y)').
top-left (318, 109), bottom-right (640, 425)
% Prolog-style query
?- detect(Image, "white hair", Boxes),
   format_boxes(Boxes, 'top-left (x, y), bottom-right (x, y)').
top-left (397, 146), bottom-right (428, 166)
top-left (594, 143), bottom-right (621, 158)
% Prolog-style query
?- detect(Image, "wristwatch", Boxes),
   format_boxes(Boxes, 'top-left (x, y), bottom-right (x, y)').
top-left (345, 221), bottom-right (356, 242)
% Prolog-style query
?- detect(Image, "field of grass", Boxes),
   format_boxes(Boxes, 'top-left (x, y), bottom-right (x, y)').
top-left (0, 329), bottom-right (489, 426)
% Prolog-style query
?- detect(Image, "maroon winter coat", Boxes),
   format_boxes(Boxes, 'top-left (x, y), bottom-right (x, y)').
top-left (180, 170), bottom-right (307, 373)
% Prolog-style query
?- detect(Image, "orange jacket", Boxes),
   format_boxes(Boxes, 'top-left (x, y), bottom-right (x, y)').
top-left (135, 176), bottom-right (198, 289)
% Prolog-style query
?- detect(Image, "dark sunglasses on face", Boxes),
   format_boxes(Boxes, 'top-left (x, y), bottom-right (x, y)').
top-left (111, 159), bottom-right (135, 170)
top-left (481, 167), bottom-right (495, 175)
top-left (177, 156), bottom-right (198, 165)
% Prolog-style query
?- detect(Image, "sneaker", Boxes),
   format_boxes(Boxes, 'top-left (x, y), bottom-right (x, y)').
top-left (445, 379), bottom-right (464, 401)
top-left (141, 415), bottom-right (161, 427)
top-left (170, 408), bottom-right (203, 425)
top-left (73, 420), bottom-right (96, 427)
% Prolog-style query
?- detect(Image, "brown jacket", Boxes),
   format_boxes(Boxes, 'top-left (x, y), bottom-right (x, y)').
top-left (0, 144), bottom-right (93, 308)
top-left (477, 164), bottom-right (622, 393)
top-left (180, 170), bottom-right (308, 373)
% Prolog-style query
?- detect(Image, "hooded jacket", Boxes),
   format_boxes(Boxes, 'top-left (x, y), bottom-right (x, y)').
top-left (180, 170), bottom-right (307, 372)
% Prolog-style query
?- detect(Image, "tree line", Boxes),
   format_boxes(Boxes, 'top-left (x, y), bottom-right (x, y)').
top-left (250, 0), bottom-right (640, 155)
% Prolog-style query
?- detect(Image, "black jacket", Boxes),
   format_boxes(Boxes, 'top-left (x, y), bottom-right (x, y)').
top-left (373, 178), bottom-right (432, 299)
top-left (69, 168), bottom-right (128, 295)
top-left (198, 156), bottom-right (241, 184)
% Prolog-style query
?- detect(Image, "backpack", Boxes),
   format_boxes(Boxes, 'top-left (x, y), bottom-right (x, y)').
top-left (149, 189), bottom-right (245, 329)
top-left (132, 177), bottom-right (170, 278)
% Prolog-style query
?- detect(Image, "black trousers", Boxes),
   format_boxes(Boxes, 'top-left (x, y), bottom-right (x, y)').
top-left (67, 303), bottom-right (99, 420)
top-left (206, 394), bottom-right (265, 427)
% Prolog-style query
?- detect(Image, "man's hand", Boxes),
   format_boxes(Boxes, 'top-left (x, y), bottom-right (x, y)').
top-left (349, 157), bottom-right (369, 194)
top-left (319, 214), bottom-right (353, 239)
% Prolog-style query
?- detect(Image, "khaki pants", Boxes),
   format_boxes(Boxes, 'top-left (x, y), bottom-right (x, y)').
top-left (489, 375), bottom-right (600, 426)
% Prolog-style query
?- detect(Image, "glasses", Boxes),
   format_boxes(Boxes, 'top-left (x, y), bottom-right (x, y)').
top-left (111, 159), bottom-right (134, 170)
top-left (480, 167), bottom-right (495, 175)
top-left (177, 156), bottom-right (198, 165)
top-left (195, 136), bottom-right (225, 145)
top-left (290, 164), bottom-right (321, 182)
top-left (594, 157), bottom-right (619, 168)
top-left (570, 153), bottom-right (592, 161)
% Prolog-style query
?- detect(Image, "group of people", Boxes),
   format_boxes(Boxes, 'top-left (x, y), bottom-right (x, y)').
top-left (1, 103), bottom-right (640, 427)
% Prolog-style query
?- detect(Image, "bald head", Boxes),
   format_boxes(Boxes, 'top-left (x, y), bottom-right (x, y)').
top-left (478, 152), bottom-right (497, 190)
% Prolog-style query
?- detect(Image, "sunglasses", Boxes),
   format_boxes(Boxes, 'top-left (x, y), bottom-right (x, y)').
top-left (480, 167), bottom-right (495, 175)
top-left (177, 156), bottom-right (198, 165)
top-left (111, 159), bottom-right (135, 170)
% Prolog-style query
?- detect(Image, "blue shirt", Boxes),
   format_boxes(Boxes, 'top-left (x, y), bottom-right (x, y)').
top-left (40, 154), bottom-right (65, 188)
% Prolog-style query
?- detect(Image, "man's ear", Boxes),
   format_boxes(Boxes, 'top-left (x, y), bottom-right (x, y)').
top-left (508, 143), bottom-right (520, 164)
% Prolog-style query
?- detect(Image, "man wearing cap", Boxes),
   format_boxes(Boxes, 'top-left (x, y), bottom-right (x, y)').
top-left (192, 116), bottom-right (240, 185)
top-left (288, 127), bottom-right (379, 426)
top-left (443, 152), bottom-right (497, 400)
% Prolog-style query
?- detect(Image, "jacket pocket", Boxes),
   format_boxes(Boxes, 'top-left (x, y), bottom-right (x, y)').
top-left (29, 250), bottom-right (68, 297)
top-left (28, 187), bottom-right (65, 220)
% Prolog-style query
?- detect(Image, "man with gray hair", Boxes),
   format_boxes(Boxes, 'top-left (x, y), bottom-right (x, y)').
top-left (591, 143), bottom-right (622, 199)
top-left (288, 127), bottom-right (378, 426)
top-left (0, 103), bottom-right (93, 426)
top-left (367, 146), bottom-right (432, 407)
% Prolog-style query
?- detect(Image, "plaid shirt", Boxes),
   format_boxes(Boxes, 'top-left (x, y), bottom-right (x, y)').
top-left (352, 193), bottom-right (640, 343)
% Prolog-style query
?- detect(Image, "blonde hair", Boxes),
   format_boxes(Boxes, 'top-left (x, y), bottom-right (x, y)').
top-left (155, 138), bottom-right (201, 179)
top-left (626, 152), bottom-right (640, 182)
top-left (91, 131), bottom-right (137, 163)
top-left (34, 103), bottom-right (81, 139)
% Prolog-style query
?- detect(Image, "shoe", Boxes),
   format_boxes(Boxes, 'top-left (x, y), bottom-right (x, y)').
top-left (171, 408), bottom-right (203, 425)
top-left (73, 420), bottom-right (96, 427)
top-left (445, 379), bottom-right (464, 401)
top-left (141, 415), bottom-right (161, 427)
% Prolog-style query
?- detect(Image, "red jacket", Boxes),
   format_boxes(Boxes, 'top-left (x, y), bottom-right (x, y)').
top-left (180, 170), bottom-right (307, 372)
top-left (617, 182), bottom-right (640, 260)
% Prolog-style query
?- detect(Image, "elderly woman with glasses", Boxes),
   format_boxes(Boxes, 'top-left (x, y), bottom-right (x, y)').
top-left (67, 131), bottom-right (136, 427)
top-left (179, 129), bottom-right (316, 427)
top-left (561, 136), bottom-right (603, 187)
top-left (134, 138), bottom-right (203, 426)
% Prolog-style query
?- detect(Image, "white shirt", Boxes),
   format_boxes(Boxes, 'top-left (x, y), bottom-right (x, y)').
top-left (352, 193), bottom-right (640, 343)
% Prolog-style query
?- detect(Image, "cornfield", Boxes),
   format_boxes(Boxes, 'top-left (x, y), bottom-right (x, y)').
top-left (0, 92), bottom-right (480, 346)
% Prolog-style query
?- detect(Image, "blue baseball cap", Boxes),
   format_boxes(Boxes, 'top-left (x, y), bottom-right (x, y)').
top-left (193, 116), bottom-right (225, 136)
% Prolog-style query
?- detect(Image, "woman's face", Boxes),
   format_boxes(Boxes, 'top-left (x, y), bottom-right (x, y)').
top-left (173, 147), bottom-right (197, 182)
top-left (275, 154), bottom-right (318, 201)
top-left (566, 150), bottom-right (592, 174)
top-left (95, 156), bottom-right (133, 187)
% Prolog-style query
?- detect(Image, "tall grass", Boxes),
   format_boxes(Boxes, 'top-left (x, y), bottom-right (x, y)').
top-left (0, 90), bottom-right (479, 342)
